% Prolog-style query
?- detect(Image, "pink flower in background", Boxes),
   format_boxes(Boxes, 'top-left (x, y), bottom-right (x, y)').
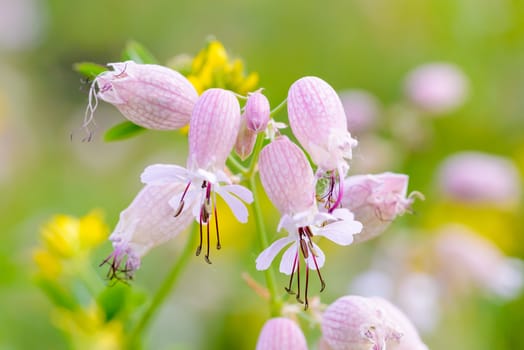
top-left (404, 62), bottom-right (468, 114)
top-left (437, 151), bottom-right (521, 206)
top-left (255, 317), bottom-right (308, 350)
top-left (339, 89), bottom-right (381, 135)
top-left (433, 224), bottom-right (523, 299)
top-left (321, 295), bottom-right (428, 350)
top-left (140, 89), bottom-right (253, 263)
top-left (102, 183), bottom-right (194, 279)
top-left (288, 76), bottom-right (358, 213)
top-left (341, 172), bottom-right (422, 243)
top-left (245, 91), bottom-right (270, 133)
top-left (88, 61), bottom-right (198, 131)
top-left (256, 136), bottom-right (362, 308)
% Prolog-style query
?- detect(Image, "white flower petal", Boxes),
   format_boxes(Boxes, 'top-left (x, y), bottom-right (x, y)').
top-left (315, 218), bottom-right (362, 246)
top-left (215, 186), bottom-right (250, 223)
top-left (256, 237), bottom-right (294, 271)
top-left (141, 164), bottom-right (188, 184)
top-left (280, 243), bottom-right (299, 275)
top-left (220, 184), bottom-right (254, 203)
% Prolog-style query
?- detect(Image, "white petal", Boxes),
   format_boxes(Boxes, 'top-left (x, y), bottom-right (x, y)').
top-left (215, 186), bottom-right (250, 223)
top-left (255, 237), bottom-right (294, 271)
top-left (315, 218), bottom-right (362, 246)
top-left (280, 243), bottom-right (299, 275)
top-left (220, 184), bottom-right (254, 203)
top-left (306, 242), bottom-right (326, 270)
top-left (141, 164), bottom-right (188, 184)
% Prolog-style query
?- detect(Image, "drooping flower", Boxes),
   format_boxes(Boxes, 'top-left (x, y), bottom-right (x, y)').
top-left (256, 136), bottom-right (362, 308)
top-left (437, 151), bottom-right (521, 206)
top-left (321, 295), bottom-right (428, 350)
top-left (255, 317), bottom-right (308, 350)
top-left (404, 62), bottom-right (469, 115)
top-left (141, 88), bottom-right (253, 264)
top-left (287, 76), bottom-right (358, 213)
top-left (101, 183), bottom-right (194, 279)
top-left (341, 172), bottom-right (422, 243)
top-left (87, 61), bottom-right (198, 131)
top-left (234, 116), bottom-right (257, 160)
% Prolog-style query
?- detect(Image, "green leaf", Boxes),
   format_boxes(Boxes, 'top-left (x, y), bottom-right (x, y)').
top-left (104, 121), bottom-right (147, 142)
top-left (73, 62), bottom-right (107, 80)
top-left (97, 283), bottom-right (147, 322)
top-left (121, 40), bottom-right (158, 64)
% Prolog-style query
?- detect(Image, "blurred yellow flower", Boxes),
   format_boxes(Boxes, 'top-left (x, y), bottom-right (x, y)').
top-left (34, 210), bottom-right (109, 278)
top-left (186, 40), bottom-right (259, 95)
top-left (52, 304), bottom-right (125, 350)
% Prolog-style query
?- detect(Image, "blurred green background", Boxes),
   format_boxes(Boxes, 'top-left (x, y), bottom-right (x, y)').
top-left (1, 0), bottom-right (524, 349)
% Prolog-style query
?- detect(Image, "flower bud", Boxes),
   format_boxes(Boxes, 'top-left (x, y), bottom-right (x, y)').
top-left (437, 151), bottom-right (521, 206)
top-left (234, 117), bottom-right (257, 160)
top-left (187, 88), bottom-right (241, 171)
top-left (95, 61), bottom-right (198, 130)
top-left (321, 295), bottom-right (403, 350)
top-left (258, 136), bottom-right (316, 215)
top-left (288, 76), bottom-right (357, 172)
top-left (245, 91), bottom-right (270, 132)
top-left (404, 62), bottom-right (468, 114)
top-left (256, 317), bottom-right (307, 350)
top-left (341, 172), bottom-right (420, 243)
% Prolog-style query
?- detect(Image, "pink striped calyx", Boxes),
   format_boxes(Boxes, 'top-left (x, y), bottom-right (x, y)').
top-left (255, 317), bottom-right (308, 350)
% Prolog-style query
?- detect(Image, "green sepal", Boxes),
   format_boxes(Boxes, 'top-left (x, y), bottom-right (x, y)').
top-left (73, 62), bottom-right (107, 80)
top-left (121, 40), bottom-right (158, 64)
top-left (104, 121), bottom-right (147, 142)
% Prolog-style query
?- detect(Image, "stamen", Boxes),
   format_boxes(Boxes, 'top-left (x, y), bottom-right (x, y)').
top-left (205, 221), bottom-right (212, 264)
top-left (304, 262), bottom-right (310, 310)
top-left (285, 252), bottom-right (299, 295)
top-left (328, 169), bottom-right (345, 213)
top-left (214, 201), bottom-right (221, 250)
top-left (196, 211), bottom-right (203, 256)
top-left (310, 250), bottom-right (326, 292)
top-left (296, 254), bottom-right (303, 304)
top-left (174, 181), bottom-right (192, 217)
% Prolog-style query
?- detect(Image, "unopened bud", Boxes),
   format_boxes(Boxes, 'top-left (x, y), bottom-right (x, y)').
top-left (256, 317), bottom-right (307, 350)
top-left (245, 91), bottom-right (270, 132)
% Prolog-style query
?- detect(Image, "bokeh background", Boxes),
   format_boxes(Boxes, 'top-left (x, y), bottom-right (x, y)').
top-left (1, 0), bottom-right (524, 349)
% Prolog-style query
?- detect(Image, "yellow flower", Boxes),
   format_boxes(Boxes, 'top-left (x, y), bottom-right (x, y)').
top-left (34, 210), bottom-right (109, 278)
top-left (52, 304), bottom-right (125, 350)
top-left (186, 40), bottom-right (259, 95)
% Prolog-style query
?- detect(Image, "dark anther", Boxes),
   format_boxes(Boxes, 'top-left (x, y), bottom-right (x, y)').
top-left (174, 201), bottom-right (184, 217)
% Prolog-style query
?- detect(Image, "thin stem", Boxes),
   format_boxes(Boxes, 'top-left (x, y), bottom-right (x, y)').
top-left (130, 224), bottom-right (198, 348)
top-left (246, 133), bottom-right (265, 178)
top-left (248, 175), bottom-right (282, 317)
top-left (226, 154), bottom-right (248, 174)
top-left (270, 98), bottom-right (287, 116)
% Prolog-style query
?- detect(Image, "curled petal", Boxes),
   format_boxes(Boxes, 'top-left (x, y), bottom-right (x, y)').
top-left (256, 237), bottom-right (294, 271)
top-left (220, 184), bottom-right (254, 203)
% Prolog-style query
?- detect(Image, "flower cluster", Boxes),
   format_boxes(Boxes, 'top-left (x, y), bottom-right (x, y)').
top-left (86, 46), bottom-right (419, 308)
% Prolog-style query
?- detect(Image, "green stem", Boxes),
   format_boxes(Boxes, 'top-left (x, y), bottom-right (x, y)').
top-left (248, 175), bottom-right (282, 317)
top-left (226, 154), bottom-right (248, 174)
top-left (130, 224), bottom-right (198, 347)
top-left (270, 98), bottom-right (287, 116)
top-left (246, 133), bottom-right (265, 178)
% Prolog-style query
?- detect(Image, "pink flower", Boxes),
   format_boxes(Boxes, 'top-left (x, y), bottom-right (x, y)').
top-left (101, 183), bottom-right (194, 279)
top-left (255, 317), bottom-right (308, 350)
top-left (139, 89), bottom-right (253, 263)
top-left (234, 117), bottom-right (257, 160)
top-left (341, 172), bottom-right (421, 243)
top-left (245, 91), bottom-right (270, 133)
top-left (322, 295), bottom-right (403, 350)
top-left (287, 76), bottom-right (358, 213)
top-left (256, 136), bottom-right (362, 308)
top-left (437, 151), bottom-right (521, 206)
top-left (433, 224), bottom-right (523, 299)
top-left (404, 62), bottom-right (468, 114)
top-left (322, 295), bottom-right (428, 350)
top-left (88, 61), bottom-right (198, 130)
